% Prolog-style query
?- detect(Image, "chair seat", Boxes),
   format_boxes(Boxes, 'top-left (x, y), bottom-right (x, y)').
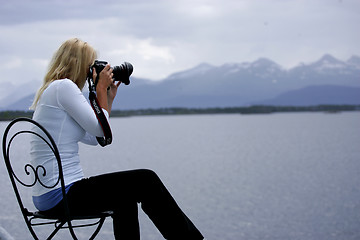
top-left (29, 209), bottom-right (114, 220)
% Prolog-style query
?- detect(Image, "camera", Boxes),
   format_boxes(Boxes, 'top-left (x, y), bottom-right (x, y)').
top-left (89, 60), bottom-right (133, 85)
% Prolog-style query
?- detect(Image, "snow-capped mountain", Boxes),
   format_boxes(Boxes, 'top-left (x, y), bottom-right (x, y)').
top-left (167, 63), bottom-right (215, 80)
top-left (2, 54), bottom-right (360, 111)
top-left (0, 80), bottom-right (40, 109)
top-left (347, 55), bottom-right (360, 68)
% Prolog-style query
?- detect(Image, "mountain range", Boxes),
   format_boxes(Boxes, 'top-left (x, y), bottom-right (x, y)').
top-left (2, 54), bottom-right (360, 111)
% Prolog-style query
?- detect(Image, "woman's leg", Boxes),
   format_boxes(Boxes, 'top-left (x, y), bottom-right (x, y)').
top-left (111, 201), bottom-right (140, 239)
top-left (64, 169), bottom-right (203, 240)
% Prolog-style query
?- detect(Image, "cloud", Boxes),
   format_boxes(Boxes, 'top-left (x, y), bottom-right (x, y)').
top-left (0, 0), bottom-right (359, 84)
top-left (106, 38), bottom-right (174, 63)
top-left (2, 57), bottom-right (23, 69)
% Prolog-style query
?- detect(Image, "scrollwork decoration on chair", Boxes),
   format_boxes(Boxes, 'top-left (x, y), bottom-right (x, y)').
top-left (5, 129), bottom-right (61, 189)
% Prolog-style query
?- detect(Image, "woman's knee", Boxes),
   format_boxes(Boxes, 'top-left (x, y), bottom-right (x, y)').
top-left (137, 169), bottom-right (160, 182)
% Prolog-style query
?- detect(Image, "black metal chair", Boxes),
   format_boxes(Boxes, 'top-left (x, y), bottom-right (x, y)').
top-left (2, 117), bottom-right (113, 239)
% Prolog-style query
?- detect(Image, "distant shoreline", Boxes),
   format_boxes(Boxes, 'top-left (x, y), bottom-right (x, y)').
top-left (1, 105), bottom-right (359, 121)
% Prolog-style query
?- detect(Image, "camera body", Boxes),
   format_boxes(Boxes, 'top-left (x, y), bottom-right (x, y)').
top-left (89, 60), bottom-right (133, 85)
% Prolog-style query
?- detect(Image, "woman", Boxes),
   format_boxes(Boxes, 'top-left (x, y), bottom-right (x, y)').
top-left (30, 38), bottom-right (203, 240)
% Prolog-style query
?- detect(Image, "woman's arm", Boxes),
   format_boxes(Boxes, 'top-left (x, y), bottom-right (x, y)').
top-left (56, 65), bottom-right (120, 137)
top-left (95, 64), bottom-right (121, 115)
top-left (57, 79), bottom-right (109, 137)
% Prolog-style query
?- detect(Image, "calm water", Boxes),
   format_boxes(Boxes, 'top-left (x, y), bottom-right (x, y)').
top-left (1, 112), bottom-right (360, 239)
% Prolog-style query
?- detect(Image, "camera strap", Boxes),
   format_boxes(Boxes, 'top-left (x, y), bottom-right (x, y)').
top-left (87, 77), bottom-right (112, 147)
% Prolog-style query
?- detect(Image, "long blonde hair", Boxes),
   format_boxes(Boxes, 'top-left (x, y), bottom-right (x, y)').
top-left (30, 38), bottom-right (97, 109)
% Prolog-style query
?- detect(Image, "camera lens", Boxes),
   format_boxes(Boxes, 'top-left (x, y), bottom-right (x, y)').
top-left (113, 62), bottom-right (133, 85)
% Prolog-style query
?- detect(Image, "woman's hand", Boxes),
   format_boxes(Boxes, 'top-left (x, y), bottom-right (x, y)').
top-left (94, 64), bottom-right (115, 114)
top-left (95, 64), bottom-right (113, 91)
top-left (107, 80), bottom-right (121, 111)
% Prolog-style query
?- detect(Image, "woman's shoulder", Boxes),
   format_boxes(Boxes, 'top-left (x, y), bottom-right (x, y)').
top-left (56, 78), bottom-right (77, 88)
top-left (46, 78), bottom-right (75, 87)
top-left (48, 79), bottom-right (80, 93)
top-left (43, 79), bottom-right (81, 102)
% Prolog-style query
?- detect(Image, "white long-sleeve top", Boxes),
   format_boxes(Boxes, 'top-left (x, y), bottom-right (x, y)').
top-left (31, 79), bottom-right (109, 197)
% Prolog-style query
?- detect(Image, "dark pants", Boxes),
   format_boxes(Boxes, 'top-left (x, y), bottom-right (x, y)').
top-left (43, 169), bottom-right (203, 240)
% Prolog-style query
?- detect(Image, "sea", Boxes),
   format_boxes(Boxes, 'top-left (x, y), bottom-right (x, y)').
top-left (0, 112), bottom-right (360, 240)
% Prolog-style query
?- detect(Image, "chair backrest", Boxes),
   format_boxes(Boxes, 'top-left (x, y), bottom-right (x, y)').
top-left (3, 117), bottom-right (112, 240)
top-left (2, 117), bottom-right (70, 222)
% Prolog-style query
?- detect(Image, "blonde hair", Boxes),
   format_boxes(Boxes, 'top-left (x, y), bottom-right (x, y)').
top-left (30, 38), bottom-right (97, 110)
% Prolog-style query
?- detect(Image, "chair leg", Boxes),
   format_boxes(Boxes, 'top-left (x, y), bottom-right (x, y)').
top-left (25, 221), bottom-right (40, 240)
top-left (26, 216), bottom-right (66, 240)
top-left (66, 217), bottom-right (106, 240)
top-left (47, 221), bottom-right (66, 240)
top-left (68, 221), bottom-right (79, 240)
top-left (89, 217), bottom-right (106, 240)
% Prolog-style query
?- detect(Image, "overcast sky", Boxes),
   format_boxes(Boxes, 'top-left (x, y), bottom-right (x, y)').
top-left (0, 0), bottom-right (359, 86)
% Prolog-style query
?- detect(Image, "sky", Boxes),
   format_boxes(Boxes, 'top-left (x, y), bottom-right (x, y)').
top-left (0, 0), bottom-right (359, 87)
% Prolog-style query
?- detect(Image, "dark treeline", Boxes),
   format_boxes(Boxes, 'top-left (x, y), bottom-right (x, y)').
top-left (110, 105), bottom-right (360, 117)
top-left (1, 105), bottom-right (359, 121)
top-left (0, 111), bottom-right (34, 121)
